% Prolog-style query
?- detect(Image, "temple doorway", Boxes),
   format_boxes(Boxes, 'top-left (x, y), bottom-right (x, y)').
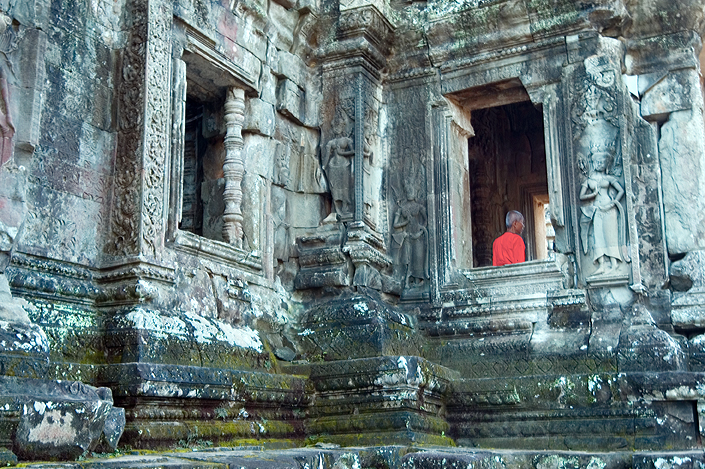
top-left (467, 100), bottom-right (551, 267)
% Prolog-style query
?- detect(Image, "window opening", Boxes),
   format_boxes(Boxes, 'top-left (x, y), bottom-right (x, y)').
top-left (467, 100), bottom-right (550, 267)
top-left (179, 75), bottom-right (227, 242)
top-left (180, 102), bottom-right (204, 235)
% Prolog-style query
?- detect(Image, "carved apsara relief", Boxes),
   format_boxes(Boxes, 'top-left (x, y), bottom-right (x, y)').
top-left (320, 85), bottom-right (379, 225)
top-left (385, 87), bottom-right (430, 295)
top-left (579, 140), bottom-right (628, 277)
top-left (321, 108), bottom-right (355, 220)
top-left (391, 161), bottom-right (428, 291)
top-left (572, 54), bottom-right (630, 281)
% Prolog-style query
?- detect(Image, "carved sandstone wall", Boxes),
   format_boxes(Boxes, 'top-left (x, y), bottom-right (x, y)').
top-left (0, 0), bottom-right (704, 458)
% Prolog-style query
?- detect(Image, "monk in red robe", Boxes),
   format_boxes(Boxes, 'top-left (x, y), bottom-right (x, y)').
top-left (492, 210), bottom-right (525, 266)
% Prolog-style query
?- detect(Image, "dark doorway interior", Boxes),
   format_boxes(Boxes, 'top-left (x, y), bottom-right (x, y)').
top-left (468, 100), bottom-right (550, 267)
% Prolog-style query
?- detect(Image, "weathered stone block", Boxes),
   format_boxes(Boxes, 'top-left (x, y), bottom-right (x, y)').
top-left (260, 65), bottom-right (278, 105)
top-left (298, 355), bottom-right (457, 447)
top-left (17, 186), bottom-right (102, 265)
top-left (276, 78), bottom-right (305, 125)
top-left (634, 453), bottom-right (705, 469)
top-left (304, 72), bottom-right (322, 128)
top-left (659, 108), bottom-right (705, 254)
top-left (1, 376), bottom-right (116, 461)
top-left (103, 307), bottom-right (266, 370)
top-left (235, 14), bottom-right (268, 62)
top-left (0, 164), bottom-right (28, 228)
top-left (101, 363), bottom-right (309, 449)
top-left (273, 50), bottom-right (305, 88)
top-left (96, 407), bottom-right (126, 452)
top-left (641, 69), bottom-right (698, 119)
top-left (671, 251), bottom-right (705, 331)
top-left (244, 98), bottom-right (275, 137)
top-left (14, 28), bottom-right (47, 151)
top-left (288, 192), bottom-right (325, 228)
top-left (617, 306), bottom-right (686, 372)
top-left (297, 293), bottom-right (422, 360)
top-left (266, 3), bottom-right (298, 51)
top-left (0, 317), bottom-right (49, 378)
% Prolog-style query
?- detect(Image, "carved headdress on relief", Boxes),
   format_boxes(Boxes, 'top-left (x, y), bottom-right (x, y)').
top-left (571, 55), bottom-right (619, 139)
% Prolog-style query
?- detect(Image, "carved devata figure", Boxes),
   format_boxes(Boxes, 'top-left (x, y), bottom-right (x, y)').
top-left (572, 54), bottom-right (630, 280)
top-left (392, 165), bottom-right (428, 290)
top-left (362, 116), bottom-right (375, 220)
top-left (579, 142), bottom-right (629, 277)
top-left (322, 111), bottom-right (355, 220)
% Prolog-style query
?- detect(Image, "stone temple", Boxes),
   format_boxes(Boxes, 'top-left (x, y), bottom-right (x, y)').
top-left (1, 0), bottom-right (705, 466)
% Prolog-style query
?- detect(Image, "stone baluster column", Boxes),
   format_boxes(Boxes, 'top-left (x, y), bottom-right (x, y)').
top-left (223, 87), bottom-right (246, 247)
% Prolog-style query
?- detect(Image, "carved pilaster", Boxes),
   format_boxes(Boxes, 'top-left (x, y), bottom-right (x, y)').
top-left (223, 87), bottom-right (246, 248)
top-left (107, 0), bottom-right (172, 259)
top-left (108, 0), bottom-right (146, 258)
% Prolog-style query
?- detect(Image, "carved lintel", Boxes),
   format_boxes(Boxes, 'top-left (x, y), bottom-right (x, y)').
top-left (223, 87), bottom-right (246, 247)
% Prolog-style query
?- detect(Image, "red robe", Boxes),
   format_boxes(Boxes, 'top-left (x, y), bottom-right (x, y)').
top-left (492, 232), bottom-right (525, 266)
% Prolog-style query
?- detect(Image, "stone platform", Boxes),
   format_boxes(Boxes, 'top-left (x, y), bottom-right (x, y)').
top-left (14, 447), bottom-right (705, 469)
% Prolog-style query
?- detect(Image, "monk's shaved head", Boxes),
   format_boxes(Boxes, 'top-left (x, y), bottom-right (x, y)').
top-left (505, 210), bottom-right (524, 229)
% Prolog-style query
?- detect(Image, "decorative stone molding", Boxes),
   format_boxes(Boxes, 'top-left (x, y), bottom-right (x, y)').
top-left (172, 230), bottom-right (262, 272)
top-left (338, 5), bottom-right (394, 55)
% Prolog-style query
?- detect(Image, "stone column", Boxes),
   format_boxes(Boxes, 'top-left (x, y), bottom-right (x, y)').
top-left (223, 87), bottom-right (246, 248)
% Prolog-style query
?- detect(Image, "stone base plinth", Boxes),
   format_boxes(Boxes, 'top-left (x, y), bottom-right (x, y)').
top-left (287, 356), bottom-right (458, 446)
top-left (99, 363), bottom-right (309, 449)
top-left (449, 372), bottom-right (703, 451)
top-left (297, 292), bottom-right (422, 361)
